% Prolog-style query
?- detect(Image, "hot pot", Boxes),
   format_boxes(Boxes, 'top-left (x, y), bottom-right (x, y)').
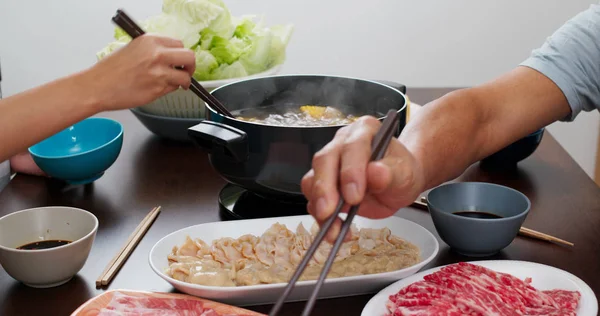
top-left (187, 75), bottom-right (408, 201)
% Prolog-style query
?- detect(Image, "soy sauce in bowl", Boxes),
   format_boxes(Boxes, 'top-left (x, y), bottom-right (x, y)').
top-left (452, 211), bottom-right (503, 219)
top-left (17, 240), bottom-right (72, 250)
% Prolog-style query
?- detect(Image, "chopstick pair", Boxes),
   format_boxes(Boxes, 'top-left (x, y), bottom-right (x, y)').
top-left (410, 197), bottom-right (574, 247)
top-left (96, 206), bottom-right (161, 287)
top-left (111, 9), bottom-right (233, 118)
top-left (269, 109), bottom-right (400, 316)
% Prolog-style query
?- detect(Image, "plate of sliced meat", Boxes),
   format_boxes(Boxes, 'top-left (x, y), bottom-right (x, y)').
top-left (70, 289), bottom-right (265, 316)
top-left (362, 260), bottom-right (597, 316)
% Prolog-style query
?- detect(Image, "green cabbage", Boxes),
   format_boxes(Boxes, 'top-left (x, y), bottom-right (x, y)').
top-left (97, 0), bottom-right (293, 81)
top-left (268, 24), bottom-right (294, 65)
top-left (142, 14), bottom-right (204, 48)
top-left (209, 36), bottom-right (249, 64)
top-left (238, 28), bottom-right (273, 75)
top-left (210, 61), bottom-right (248, 80)
top-left (193, 48), bottom-right (219, 80)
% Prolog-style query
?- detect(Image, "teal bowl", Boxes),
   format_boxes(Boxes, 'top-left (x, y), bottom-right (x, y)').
top-left (28, 117), bottom-right (123, 185)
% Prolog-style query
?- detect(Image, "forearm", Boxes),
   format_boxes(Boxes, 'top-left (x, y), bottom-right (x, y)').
top-left (0, 70), bottom-right (101, 162)
top-left (400, 67), bottom-right (571, 192)
top-left (400, 89), bottom-right (486, 190)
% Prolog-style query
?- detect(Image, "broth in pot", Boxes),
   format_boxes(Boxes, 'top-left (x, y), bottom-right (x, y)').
top-left (235, 105), bottom-right (360, 127)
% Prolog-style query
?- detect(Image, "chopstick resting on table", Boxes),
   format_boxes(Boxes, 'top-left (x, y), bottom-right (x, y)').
top-left (269, 109), bottom-right (400, 316)
top-left (96, 206), bottom-right (161, 287)
top-left (410, 197), bottom-right (574, 247)
top-left (111, 9), bottom-right (234, 118)
top-left (518, 226), bottom-right (574, 247)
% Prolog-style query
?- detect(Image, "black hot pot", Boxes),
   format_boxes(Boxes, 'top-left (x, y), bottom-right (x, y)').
top-left (187, 75), bottom-right (408, 202)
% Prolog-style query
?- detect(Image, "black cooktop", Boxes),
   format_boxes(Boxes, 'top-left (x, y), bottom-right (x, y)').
top-left (218, 183), bottom-right (309, 220)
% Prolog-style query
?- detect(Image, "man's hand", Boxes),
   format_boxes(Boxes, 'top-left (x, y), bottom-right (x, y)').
top-left (300, 66), bottom-right (571, 243)
top-left (301, 116), bottom-right (426, 241)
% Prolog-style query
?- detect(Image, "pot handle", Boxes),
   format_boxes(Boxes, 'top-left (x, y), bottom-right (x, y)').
top-left (188, 121), bottom-right (249, 162)
top-left (373, 80), bottom-right (406, 94)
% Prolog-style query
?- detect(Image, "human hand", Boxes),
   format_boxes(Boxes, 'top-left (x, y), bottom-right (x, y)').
top-left (88, 34), bottom-right (196, 111)
top-left (301, 116), bottom-right (426, 241)
top-left (10, 152), bottom-right (47, 177)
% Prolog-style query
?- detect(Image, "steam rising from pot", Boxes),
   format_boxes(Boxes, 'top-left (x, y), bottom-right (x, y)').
top-left (210, 75), bottom-right (403, 125)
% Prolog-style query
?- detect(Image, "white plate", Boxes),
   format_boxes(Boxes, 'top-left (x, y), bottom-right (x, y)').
top-left (362, 260), bottom-right (598, 316)
top-left (149, 214), bottom-right (439, 306)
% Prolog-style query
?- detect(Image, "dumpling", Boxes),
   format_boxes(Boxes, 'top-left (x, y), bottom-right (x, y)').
top-left (273, 230), bottom-right (295, 269)
top-left (290, 223), bottom-right (312, 265)
top-left (193, 238), bottom-right (211, 257)
top-left (211, 237), bottom-right (242, 267)
top-left (186, 259), bottom-right (236, 287)
top-left (172, 236), bottom-right (201, 257)
top-left (255, 223), bottom-right (294, 267)
top-left (236, 234), bottom-right (258, 260)
top-left (358, 228), bottom-right (392, 250)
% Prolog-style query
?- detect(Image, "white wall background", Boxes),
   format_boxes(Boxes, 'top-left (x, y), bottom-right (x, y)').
top-left (1, 0), bottom-right (598, 177)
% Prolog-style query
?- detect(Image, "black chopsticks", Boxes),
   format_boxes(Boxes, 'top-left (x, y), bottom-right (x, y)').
top-left (269, 109), bottom-right (401, 316)
top-left (111, 9), bottom-right (234, 118)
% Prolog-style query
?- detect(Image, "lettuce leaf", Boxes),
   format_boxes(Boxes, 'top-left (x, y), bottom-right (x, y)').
top-left (210, 61), bottom-right (248, 80)
top-left (97, 0), bottom-right (293, 81)
top-left (267, 24), bottom-right (294, 66)
top-left (193, 48), bottom-right (219, 81)
top-left (209, 36), bottom-right (249, 64)
top-left (162, 0), bottom-right (224, 29)
top-left (238, 28), bottom-right (273, 74)
top-left (143, 14), bottom-right (203, 48)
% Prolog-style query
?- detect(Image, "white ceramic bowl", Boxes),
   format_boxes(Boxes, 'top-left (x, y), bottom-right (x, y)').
top-left (0, 206), bottom-right (98, 288)
top-left (138, 64), bottom-right (283, 119)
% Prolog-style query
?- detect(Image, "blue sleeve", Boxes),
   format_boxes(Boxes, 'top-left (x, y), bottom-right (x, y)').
top-left (520, 4), bottom-right (600, 121)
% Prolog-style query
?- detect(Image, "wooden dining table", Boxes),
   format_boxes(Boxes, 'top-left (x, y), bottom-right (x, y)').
top-left (0, 88), bottom-right (599, 316)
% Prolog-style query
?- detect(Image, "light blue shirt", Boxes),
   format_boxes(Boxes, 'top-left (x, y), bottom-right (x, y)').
top-left (521, 4), bottom-right (600, 121)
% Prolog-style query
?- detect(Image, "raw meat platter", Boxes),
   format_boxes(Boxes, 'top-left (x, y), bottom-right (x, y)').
top-left (70, 289), bottom-right (265, 316)
top-left (362, 260), bottom-right (598, 316)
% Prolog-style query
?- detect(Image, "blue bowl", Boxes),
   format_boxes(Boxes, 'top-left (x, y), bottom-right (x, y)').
top-left (28, 117), bottom-right (123, 185)
top-left (480, 128), bottom-right (544, 168)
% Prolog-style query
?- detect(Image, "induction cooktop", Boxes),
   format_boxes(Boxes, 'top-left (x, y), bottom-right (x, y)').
top-left (218, 183), bottom-right (309, 220)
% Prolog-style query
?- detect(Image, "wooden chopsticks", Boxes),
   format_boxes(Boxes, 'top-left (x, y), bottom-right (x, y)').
top-left (518, 226), bottom-right (574, 246)
top-left (410, 197), bottom-right (574, 247)
top-left (111, 9), bottom-right (233, 118)
top-left (269, 110), bottom-right (400, 316)
top-left (96, 206), bottom-right (162, 287)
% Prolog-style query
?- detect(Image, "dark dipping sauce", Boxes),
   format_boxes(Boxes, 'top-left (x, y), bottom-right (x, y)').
top-left (453, 211), bottom-right (503, 219)
top-left (17, 240), bottom-right (71, 250)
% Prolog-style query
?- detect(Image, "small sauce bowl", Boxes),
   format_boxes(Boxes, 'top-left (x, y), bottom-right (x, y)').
top-left (0, 206), bottom-right (98, 288)
top-left (427, 182), bottom-right (530, 257)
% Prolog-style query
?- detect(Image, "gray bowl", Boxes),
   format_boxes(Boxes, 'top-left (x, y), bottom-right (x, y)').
top-left (130, 108), bottom-right (203, 143)
top-left (427, 182), bottom-right (530, 257)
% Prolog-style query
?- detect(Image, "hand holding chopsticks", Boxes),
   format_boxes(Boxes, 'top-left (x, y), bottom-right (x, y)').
top-left (269, 109), bottom-right (400, 316)
top-left (111, 9), bottom-right (233, 117)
